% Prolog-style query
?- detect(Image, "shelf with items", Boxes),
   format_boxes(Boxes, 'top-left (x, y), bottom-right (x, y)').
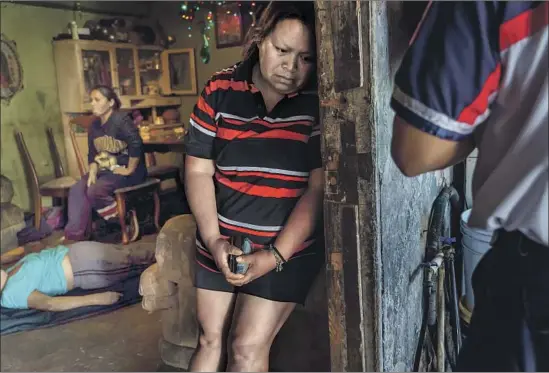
top-left (53, 39), bottom-right (194, 178)
top-left (139, 123), bottom-right (186, 143)
top-left (137, 47), bottom-right (163, 96)
top-left (53, 39), bottom-right (194, 113)
top-left (115, 47), bottom-right (138, 96)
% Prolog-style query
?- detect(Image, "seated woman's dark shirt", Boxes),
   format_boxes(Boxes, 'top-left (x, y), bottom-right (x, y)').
top-left (87, 111), bottom-right (147, 185)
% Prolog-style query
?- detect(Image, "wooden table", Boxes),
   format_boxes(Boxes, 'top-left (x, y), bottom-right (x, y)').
top-left (143, 136), bottom-right (185, 154)
top-left (141, 123), bottom-right (186, 154)
top-left (142, 135), bottom-right (185, 171)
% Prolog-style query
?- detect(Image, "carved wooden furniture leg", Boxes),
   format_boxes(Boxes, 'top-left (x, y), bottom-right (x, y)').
top-left (33, 195), bottom-right (42, 230)
top-left (113, 179), bottom-right (161, 244)
top-left (63, 198), bottom-right (69, 229)
top-left (115, 193), bottom-right (129, 245)
top-left (153, 190), bottom-right (161, 232)
top-left (175, 170), bottom-right (184, 195)
top-left (86, 212), bottom-right (93, 239)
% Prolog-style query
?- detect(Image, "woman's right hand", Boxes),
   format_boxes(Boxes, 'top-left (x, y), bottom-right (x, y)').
top-left (87, 164), bottom-right (98, 187)
top-left (206, 236), bottom-right (245, 282)
top-left (93, 291), bottom-right (123, 306)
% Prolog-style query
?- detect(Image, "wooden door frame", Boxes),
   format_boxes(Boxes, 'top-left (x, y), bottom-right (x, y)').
top-left (315, 1), bottom-right (383, 371)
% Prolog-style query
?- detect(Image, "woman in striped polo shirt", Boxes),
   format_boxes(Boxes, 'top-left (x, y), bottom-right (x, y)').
top-left (183, 2), bottom-right (323, 371)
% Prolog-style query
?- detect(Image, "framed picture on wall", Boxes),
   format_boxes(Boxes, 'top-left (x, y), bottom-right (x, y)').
top-left (1, 33), bottom-right (24, 105)
top-left (160, 48), bottom-right (197, 95)
top-left (214, 2), bottom-right (243, 49)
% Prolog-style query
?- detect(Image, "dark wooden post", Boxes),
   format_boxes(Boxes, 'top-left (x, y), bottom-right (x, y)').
top-left (315, 1), bottom-right (382, 371)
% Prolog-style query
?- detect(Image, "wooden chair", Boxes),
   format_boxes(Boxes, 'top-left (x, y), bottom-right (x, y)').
top-left (145, 153), bottom-right (183, 194)
top-left (14, 129), bottom-right (77, 230)
top-left (68, 121), bottom-right (161, 244)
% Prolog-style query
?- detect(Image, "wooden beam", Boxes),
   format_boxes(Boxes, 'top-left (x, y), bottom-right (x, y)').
top-left (11, 1), bottom-right (150, 18)
top-left (316, 1), bottom-right (382, 371)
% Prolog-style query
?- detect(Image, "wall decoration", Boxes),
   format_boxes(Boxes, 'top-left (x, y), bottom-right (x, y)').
top-left (198, 20), bottom-right (211, 64)
top-left (241, 2), bottom-right (258, 41)
top-left (178, 1), bottom-right (258, 59)
top-left (1, 33), bottom-right (24, 105)
top-left (214, 2), bottom-right (243, 49)
top-left (160, 48), bottom-right (197, 95)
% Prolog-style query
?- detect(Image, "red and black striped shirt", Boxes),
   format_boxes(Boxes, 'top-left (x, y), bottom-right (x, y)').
top-left (184, 58), bottom-right (323, 272)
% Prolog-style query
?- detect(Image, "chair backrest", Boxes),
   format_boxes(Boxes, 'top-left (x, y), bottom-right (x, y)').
top-left (68, 122), bottom-right (89, 177)
top-left (68, 115), bottom-right (101, 177)
top-left (14, 130), bottom-right (40, 200)
top-left (45, 127), bottom-right (64, 178)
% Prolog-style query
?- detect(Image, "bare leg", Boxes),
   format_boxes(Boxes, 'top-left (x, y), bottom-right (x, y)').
top-left (227, 293), bottom-right (296, 372)
top-left (189, 288), bottom-right (237, 372)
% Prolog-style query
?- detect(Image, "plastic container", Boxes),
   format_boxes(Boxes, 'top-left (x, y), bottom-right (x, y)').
top-left (460, 209), bottom-right (495, 311)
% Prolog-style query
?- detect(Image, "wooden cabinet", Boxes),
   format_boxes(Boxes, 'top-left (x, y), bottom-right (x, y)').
top-left (52, 39), bottom-right (196, 178)
top-left (52, 40), bottom-right (197, 112)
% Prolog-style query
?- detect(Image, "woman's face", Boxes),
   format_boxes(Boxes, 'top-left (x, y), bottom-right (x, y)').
top-left (90, 90), bottom-right (115, 117)
top-left (258, 18), bottom-right (315, 95)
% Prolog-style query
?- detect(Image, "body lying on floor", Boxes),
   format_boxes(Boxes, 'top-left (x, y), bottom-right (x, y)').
top-left (0, 241), bottom-right (154, 311)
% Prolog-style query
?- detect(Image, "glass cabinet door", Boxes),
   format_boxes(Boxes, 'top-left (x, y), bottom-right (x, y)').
top-left (81, 49), bottom-right (112, 102)
top-left (137, 49), bottom-right (162, 95)
top-left (115, 48), bottom-right (137, 96)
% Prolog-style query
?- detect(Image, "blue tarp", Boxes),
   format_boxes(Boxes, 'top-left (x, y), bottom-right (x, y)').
top-left (1, 273), bottom-right (142, 336)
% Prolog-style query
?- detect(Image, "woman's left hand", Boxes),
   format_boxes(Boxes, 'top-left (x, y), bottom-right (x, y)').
top-left (227, 250), bottom-right (277, 287)
top-left (112, 166), bottom-right (131, 176)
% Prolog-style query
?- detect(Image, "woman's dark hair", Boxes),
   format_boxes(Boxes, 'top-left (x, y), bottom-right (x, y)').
top-left (91, 85), bottom-right (121, 110)
top-left (242, 1), bottom-right (317, 62)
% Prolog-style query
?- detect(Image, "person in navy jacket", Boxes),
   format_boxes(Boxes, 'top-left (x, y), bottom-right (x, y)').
top-left (64, 85), bottom-right (147, 242)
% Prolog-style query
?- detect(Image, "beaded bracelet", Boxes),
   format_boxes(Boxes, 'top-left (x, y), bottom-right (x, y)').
top-left (267, 244), bottom-right (287, 272)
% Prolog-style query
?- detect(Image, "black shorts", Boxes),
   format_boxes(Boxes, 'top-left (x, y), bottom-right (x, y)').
top-left (195, 252), bottom-right (325, 305)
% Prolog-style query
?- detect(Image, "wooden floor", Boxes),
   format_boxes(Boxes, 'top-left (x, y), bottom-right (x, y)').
top-left (1, 233), bottom-right (169, 372)
top-left (1, 304), bottom-right (164, 372)
top-left (1, 190), bottom-right (190, 371)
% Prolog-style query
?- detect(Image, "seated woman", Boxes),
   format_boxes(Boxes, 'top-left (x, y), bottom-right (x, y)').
top-left (0, 241), bottom-right (154, 311)
top-left (64, 85), bottom-right (147, 242)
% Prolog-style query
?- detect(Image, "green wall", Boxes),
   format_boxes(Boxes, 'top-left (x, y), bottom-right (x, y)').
top-left (144, 2), bottom-right (243, 168)
top-left (149, 2), bottom-right (243, 126)
top-left (1, 2), bottom-right (242, 211)
top-left (0, 3), bottom-right (140, 211)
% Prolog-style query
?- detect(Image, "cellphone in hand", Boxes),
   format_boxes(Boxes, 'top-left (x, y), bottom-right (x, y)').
top-left (229, 236), bottom-right (252, 274)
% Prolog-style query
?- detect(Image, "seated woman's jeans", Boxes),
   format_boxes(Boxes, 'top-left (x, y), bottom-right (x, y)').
top-left (64, 172), bottom-right (131, 241)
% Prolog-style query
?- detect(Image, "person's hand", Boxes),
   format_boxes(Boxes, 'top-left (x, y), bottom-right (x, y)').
top-left (228, 249), bottom-right (277, 287)
top-left (206, 236), bottom-right (246, 284)
top-left (87, 168), bottom-right (97, 187)
top-left (112, 166), bottom-right (131, 176)
top-left (0, 246), bottom-right (25, 265)
top-left (93, 291), bottom-right (123, 306)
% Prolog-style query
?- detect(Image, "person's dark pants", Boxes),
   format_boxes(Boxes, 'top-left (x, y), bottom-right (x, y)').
top-left (67, 241), bottom-right (155, 289)
top-left (64, 172), bottom-right (131, 241)
top-left (457, 230), bottom-right (549, 371)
